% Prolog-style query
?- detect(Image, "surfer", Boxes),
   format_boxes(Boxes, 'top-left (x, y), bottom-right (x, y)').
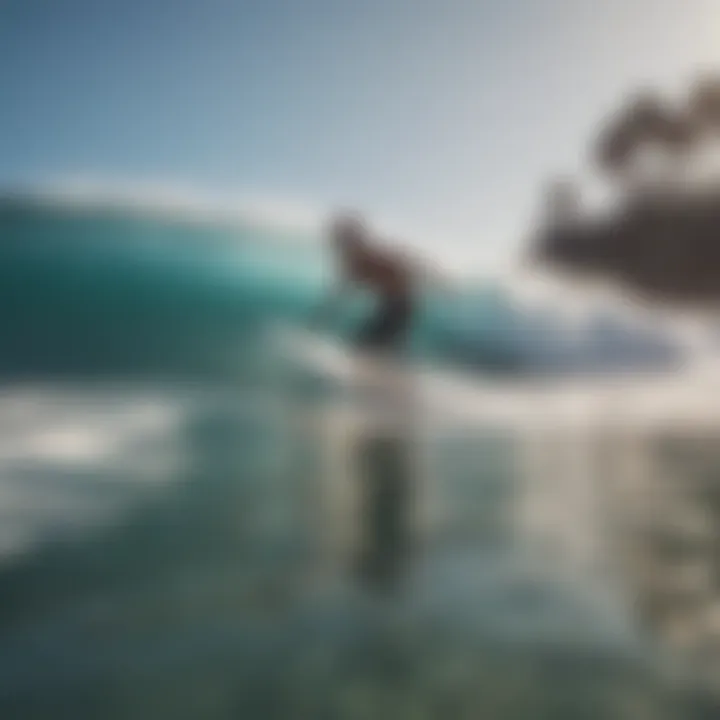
top-left (310, 212), bottom-right (427, 592)
top-left (313, 212), bottom-right (417, 354)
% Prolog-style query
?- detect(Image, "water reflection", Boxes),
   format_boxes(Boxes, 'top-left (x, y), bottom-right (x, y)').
top-left (354, 434), bottom-right (413, 592)
top-left (1, 374), bottom-right (720, 717)
top-left (606, 430), bottom-right (720, 699)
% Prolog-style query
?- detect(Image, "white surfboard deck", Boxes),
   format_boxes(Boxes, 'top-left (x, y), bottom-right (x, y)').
top-left (272, 325), bottom-right (417, 427)
top-left (272, 325), bottom-right (402, 381)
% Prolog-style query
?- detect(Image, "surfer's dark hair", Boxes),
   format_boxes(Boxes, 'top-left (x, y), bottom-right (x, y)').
top-left (329, 211), bottom-right (367, 246)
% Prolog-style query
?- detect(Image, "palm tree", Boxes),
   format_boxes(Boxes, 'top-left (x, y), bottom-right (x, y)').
top-left (533, 82), bottom-right (720, 304)
top-left (684, 76), bottom-right (720, 187)
top-left (688, 76), bottom-right (720, 134)
top-left (595, 91), bottom-right (692, 195)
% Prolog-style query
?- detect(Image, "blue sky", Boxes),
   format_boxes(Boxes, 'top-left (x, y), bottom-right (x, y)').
top-left (2, 0), bottom-right (719, 263)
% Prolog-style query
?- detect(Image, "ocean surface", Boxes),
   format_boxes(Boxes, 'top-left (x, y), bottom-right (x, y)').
top-left (0, 195), bottom-right (717, 719)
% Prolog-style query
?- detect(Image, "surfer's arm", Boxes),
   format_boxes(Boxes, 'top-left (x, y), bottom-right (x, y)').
top-left (386, 244), bottom-right (450, 294)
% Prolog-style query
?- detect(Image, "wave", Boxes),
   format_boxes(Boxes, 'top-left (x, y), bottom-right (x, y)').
top-left (0, 187), bottom-right (694, 381)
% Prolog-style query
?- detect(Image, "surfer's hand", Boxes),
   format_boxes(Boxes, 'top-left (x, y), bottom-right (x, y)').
top-left (310, 281), bottom-right (345, 329)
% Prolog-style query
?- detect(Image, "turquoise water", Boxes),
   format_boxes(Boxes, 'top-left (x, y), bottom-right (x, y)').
top-left (0, 197), bottom-right (713, 719)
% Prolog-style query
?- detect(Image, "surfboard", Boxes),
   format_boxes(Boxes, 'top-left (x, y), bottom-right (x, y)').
top-left (272, 326), bottom-right (357, 379)
top-left (270, 324), bottom-right (420, 434)
top-left (270, 324), bottom-right (411, 384)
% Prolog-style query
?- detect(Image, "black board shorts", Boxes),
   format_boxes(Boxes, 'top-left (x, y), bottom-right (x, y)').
top-left (355, 294), bottom-right (413, 352)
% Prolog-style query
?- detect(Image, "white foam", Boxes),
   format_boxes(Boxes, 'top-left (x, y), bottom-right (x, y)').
top-left (9, 175), bottom-right (325, 236)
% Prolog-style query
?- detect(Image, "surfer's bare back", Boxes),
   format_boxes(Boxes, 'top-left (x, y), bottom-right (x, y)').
top-left (314, 212), bottom-right (416, 352)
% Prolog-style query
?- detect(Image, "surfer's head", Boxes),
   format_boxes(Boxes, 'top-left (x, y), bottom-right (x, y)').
top-left (329, 211), bottom-right (367, 253)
